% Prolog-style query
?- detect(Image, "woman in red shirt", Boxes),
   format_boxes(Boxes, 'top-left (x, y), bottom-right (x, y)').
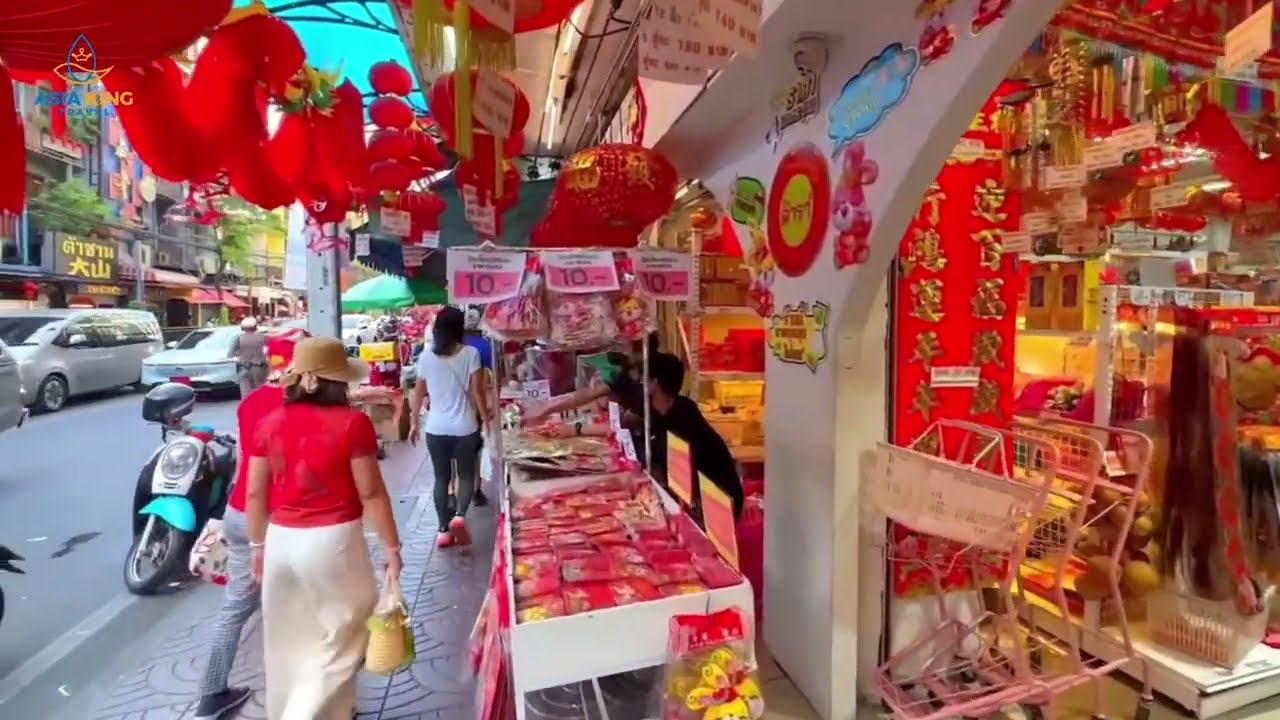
top-left (245, 337), bottom-right (402, 720)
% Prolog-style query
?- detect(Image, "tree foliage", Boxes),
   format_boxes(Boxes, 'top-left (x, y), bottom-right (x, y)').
top-left (28, 178), bottom-right (110, 235)
top-left (213, 195), bottom-right (285, 282)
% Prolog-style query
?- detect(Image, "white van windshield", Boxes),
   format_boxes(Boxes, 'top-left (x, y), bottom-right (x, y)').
top-left (0, 316), bottom-right (62, 346)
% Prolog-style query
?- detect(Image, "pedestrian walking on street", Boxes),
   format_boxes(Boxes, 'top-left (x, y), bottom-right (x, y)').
top-left (231, 317), bottom-right (269, 397)
top-left (193, 337), bottom-right (295, 720)
top-left (409, 306), bottom-right (492, 549)
top-left (245, 337), bottom-right (403, 720)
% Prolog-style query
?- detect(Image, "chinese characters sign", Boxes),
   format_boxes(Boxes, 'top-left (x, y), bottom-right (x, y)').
top-left (766, 301), bottom-right (830, 372)
top-left (54, 236), bottom-right (119, 281)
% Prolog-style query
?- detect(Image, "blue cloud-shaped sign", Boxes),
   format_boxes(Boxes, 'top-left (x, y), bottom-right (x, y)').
top-left (827, 43), bottom-right (921, 156)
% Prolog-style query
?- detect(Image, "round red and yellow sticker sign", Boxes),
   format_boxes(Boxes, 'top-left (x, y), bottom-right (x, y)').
top-left (767, 142), bottom-right (831, 277)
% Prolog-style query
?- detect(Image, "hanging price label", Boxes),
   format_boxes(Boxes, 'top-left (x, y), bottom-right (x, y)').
top-left (402, 244), bottom-right (428, 268)
top-left (1001, 231), bottom-right (1032, 254)
top-left (1041, 164), bottom-right (1086, 190)
top-left (630, 248), bottom-right (692, 300)
top-left (354, 233), bottom-right (371, 257)
top-left (608, 401), bottom-right (622, 432)
top-left (447, 249), bottom-right (526, 304)
top-left (1174, 289), bottom-right (1194, 307)
top-left (543, 250), bottom-right (621, 293)
top-left (380, 208), bottom-right (411, 237)
top-left (524, 379), bottom-right (551, 402)
top-left (1109, 121), bottom-right (1157, 154)
top-left (1222, 3), bottom-right (1273, 75)
top-left (421, 229), bottom-right (440, 248)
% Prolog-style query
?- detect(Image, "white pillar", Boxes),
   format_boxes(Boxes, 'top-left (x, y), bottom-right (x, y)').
top-left (306, 223), bottom-right (342, 339)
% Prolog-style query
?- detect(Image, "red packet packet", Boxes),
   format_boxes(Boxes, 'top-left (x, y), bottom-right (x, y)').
top-left (692, 556), bottom-right (742, 589)
top-left (549, 532), bottom-right (591, 547)
top-left (650, 561), bottom-right (699, 585)
top-left (516, 572), bottom-right (562, 600)
top-left (512, 552), bottom-right (556, 581)
top-left (580, 516), bottom-right (624, 536)
top-left (563, 582), bottom-right (619, 614)
top-left (562, 556), bottom-right (621, 583)
top-left (575, 503), bottom-right (617, 520)
top-left (609, 578), bottom-right (662, 605)
top-left (658, 582), bottom-right (707, 597)
top-left (592, 532), bottom-right (631, 546)
top-left (603, 545), bottom-right (646, 564)
top-left (516, 594), bottom-right (566, 623)
top-left (555, 547), bottom-right (601, 561)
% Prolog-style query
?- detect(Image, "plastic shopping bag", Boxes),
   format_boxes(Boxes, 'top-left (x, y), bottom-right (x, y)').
top-left (189, 519), bottom-right (229, 585)
top-left (365, 573), bottom-right (416, 674)
top-left (657, 607), bottom-right (765, 720)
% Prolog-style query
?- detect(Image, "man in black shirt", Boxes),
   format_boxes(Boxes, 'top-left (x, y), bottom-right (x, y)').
top-left (529, 350), bottom-right (744, 519)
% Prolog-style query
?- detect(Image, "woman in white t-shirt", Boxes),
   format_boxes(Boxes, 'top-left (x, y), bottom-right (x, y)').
top-left (409, 306), bottom-right (492, 547)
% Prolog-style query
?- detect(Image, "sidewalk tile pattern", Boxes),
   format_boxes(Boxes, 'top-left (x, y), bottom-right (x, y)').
top-left (90, 486), bottom-right (495, 720)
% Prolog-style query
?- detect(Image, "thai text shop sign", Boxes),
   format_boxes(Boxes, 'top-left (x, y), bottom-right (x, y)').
top-left (54, 236), bottom-right (120, 282)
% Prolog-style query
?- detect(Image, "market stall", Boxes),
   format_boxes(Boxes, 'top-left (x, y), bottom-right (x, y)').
top-left (445, 245), bottom-right (761, 719)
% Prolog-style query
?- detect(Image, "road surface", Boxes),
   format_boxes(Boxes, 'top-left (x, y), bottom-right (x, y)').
top-left (0, 389), bottom-right (238, 716)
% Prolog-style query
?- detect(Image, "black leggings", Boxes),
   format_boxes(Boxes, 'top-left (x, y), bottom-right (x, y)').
top-left (425, 431), bottom-right (483, 531)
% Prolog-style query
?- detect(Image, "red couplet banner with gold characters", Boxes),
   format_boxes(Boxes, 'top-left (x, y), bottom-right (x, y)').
top-left (889, 84), bottom-right (1021, 596)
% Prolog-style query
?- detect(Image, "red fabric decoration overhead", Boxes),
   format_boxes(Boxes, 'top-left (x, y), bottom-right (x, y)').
top-left (1177, 102), bottom-right (1280, 203)
top-left (0, 0), bottom-right (232, 213)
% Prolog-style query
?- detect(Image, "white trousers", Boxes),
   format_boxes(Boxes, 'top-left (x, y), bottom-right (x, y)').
top-left (262, 520), bottom-right (377, 720)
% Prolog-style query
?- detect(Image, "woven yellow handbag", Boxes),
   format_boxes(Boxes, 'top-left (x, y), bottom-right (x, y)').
top-left (365, 574), bottom-right (415, 674)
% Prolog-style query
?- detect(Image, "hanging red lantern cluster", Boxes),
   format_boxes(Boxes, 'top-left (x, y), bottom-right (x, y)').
top-left (0, 0), bottom-right (233, 213)
top-left (545, 143), bottom-right (678, 246)
top-left (393, 189), bottom-right (447, 245)
top-left (367, 61), bottom-right (427, 197)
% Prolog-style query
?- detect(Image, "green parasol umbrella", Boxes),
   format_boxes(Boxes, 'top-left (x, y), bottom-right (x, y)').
top-left (341, 274), bottom-right (416, 311)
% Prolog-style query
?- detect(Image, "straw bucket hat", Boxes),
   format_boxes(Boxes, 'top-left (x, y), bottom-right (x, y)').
top-left (279, 337), bottom-right (368, 392)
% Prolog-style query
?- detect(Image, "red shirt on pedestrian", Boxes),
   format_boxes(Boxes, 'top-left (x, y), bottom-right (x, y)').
top-left (248, 403), bottom-right (378, 528)
top-left (228, 384), bottom-right (285, 513)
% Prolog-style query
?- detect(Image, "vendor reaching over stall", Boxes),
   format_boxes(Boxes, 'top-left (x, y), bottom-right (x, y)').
top-left (528, 348), bottom-right (744, 521)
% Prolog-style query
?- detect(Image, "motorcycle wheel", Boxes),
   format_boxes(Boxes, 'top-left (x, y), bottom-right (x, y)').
top-left (122, 515), bottom-right (192, 595)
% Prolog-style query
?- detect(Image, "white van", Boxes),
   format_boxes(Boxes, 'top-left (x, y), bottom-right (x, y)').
top-left (0, 309), bottom-right (164, 413)
top-left (0, 339), bottom-right (25, 432)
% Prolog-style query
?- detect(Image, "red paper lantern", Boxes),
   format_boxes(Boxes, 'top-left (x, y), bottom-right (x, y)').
top-left (427, 69), bottom-right (529, 159)
top-left (368, 160), bottom-right (415, 194)
top-left (370, 95), bottom-right (414, 130)
top-left (404, 125), bottom-right (448, 171)
top-left (395, 190), bottom-right (448, 243)
top-left (368, 128), bottom-right (414, 163)
top-left (368, 60), bottom-right (413, 97)
top-left (552, 144), bottom-right (678, 232)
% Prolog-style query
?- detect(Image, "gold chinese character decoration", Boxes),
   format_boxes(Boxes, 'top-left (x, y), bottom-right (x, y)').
top-left (903, 228), bottom-right (947, 275)
top-left (911, 382), bottom-right (940, 419)
top-left (625, 150), bottom-right (654, 189)
top-left (972, 229), bottom-right (1003, 271)
top-left (972, 178), bottom-right (1007, 223)
top-left (971, 378), bottom-right (1002, 417)
top-left (971, 329), bottom-right (1004, 367)
top-left (910, 279), bottom-right (945, 322)
top-left (911, 331), bottom-right (942, 367)
top-left (972, 279), bottom-right (1007, 319)
top-left (918, 182), bottom-right (946, 226)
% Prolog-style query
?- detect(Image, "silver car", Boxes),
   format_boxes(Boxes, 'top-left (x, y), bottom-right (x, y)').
top-left (140, 326), bottom-right (241, 395)
top-left (0, 339), bottom-right (26, 432)
top-left (0, 309), bottom-right (164, 413)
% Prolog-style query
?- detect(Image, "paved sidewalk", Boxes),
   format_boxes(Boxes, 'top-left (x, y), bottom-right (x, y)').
top-left (89, 446), bottom-right (496, 720)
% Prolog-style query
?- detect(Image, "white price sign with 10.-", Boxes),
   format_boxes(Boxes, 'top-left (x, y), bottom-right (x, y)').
top-left (446, 249), bottom-right (526, 304)
top-left (543, 250), bottom-right (621, 293)
top-left (630, 248), bottom-right (692, 300)
top-left (524, 379), bottom-right (551, 403)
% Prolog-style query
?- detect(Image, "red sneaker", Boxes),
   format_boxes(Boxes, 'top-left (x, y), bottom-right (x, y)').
top-left (449, 516), bottom-right (471, 546)
top-left (436, 531), bottom-right (454, 548)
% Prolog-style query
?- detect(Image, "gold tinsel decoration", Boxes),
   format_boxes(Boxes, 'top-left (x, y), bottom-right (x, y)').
top-left (413, 0), bottom-right (517, 160)
top-left (1046, 37), bottom-right (1086, 166)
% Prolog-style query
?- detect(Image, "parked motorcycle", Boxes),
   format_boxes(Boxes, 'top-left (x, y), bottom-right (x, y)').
top-left (0, 545), bottom-right (23, 628)
top-left (124, 383), bottom-right (236, 595)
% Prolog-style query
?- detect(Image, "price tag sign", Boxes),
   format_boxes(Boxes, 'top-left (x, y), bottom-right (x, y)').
top-left (402, 244), bottom-right (428, 268)
top-left (699, 473), bottom-right (740, 569)
top-left (354, 233), bottom-right (371, 257)
top-left (1058, 193), bottom-right (1088, 224)
top-left (667, 432), bottom-right (693, 506)
top-left (1129, 287), bottom-right (1153, 306)
top-left (608, 401), bottom-right (622, 433)
top-left (544, 250), bottom-right (621, 293)
top-left (474, 69), bottom-right (515, 136)
top-left (1110, 121), bottom-right (1157, 153)
top-left (421, 229), bottom-right (440, 249)
top-left (1174, 289), bottom-right (1194, 307)
top-left (1083, 141), bottom-right (1124, 170)
top-left (1150, 183), bottom-right (1192, 210)
top-left (524, 379), bottom-right (551, 403)
top-left (1002, 231), bottom-right (1032, 254)
top-left (697, 0), bottom-right (762, 56)
top-left (1222, 3), bottom-right (1273, 75)
top-left (1022, 212), bottom-right (1054, 234)
top-left (1223, 290), bottom-right (1249, 307)
top-left (619, 432), bottom-right (638, 463)
top-left (631, 248), bottom-right (692, 300)
top-left (447, 249), bottom-right (526, 304)
top-left (1041, 164), bottom-right (1086, 190)
top-left (380, 208), bottom-right (411, 237)
top-left (359, 341), bottom-right (397, 362)
top-left (462, 186), bottom-right (498, 237)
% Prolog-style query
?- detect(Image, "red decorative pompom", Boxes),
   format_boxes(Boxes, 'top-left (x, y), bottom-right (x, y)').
top-left (369, 96), bottom-right (414, 130)
top-left (368, 60), bottom-right (414, 97)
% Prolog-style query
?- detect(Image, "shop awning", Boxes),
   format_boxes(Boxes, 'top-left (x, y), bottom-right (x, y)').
top-left (189, 286), bottom-right (250, 307)
top-left (120, 264), bottom-right (201, 287)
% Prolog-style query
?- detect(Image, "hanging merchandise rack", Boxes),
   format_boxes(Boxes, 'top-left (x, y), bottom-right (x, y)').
top-left (1090, 285), bottom-right (1254, 427)
top-left (868, 419), bottom-right (1152, 720)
